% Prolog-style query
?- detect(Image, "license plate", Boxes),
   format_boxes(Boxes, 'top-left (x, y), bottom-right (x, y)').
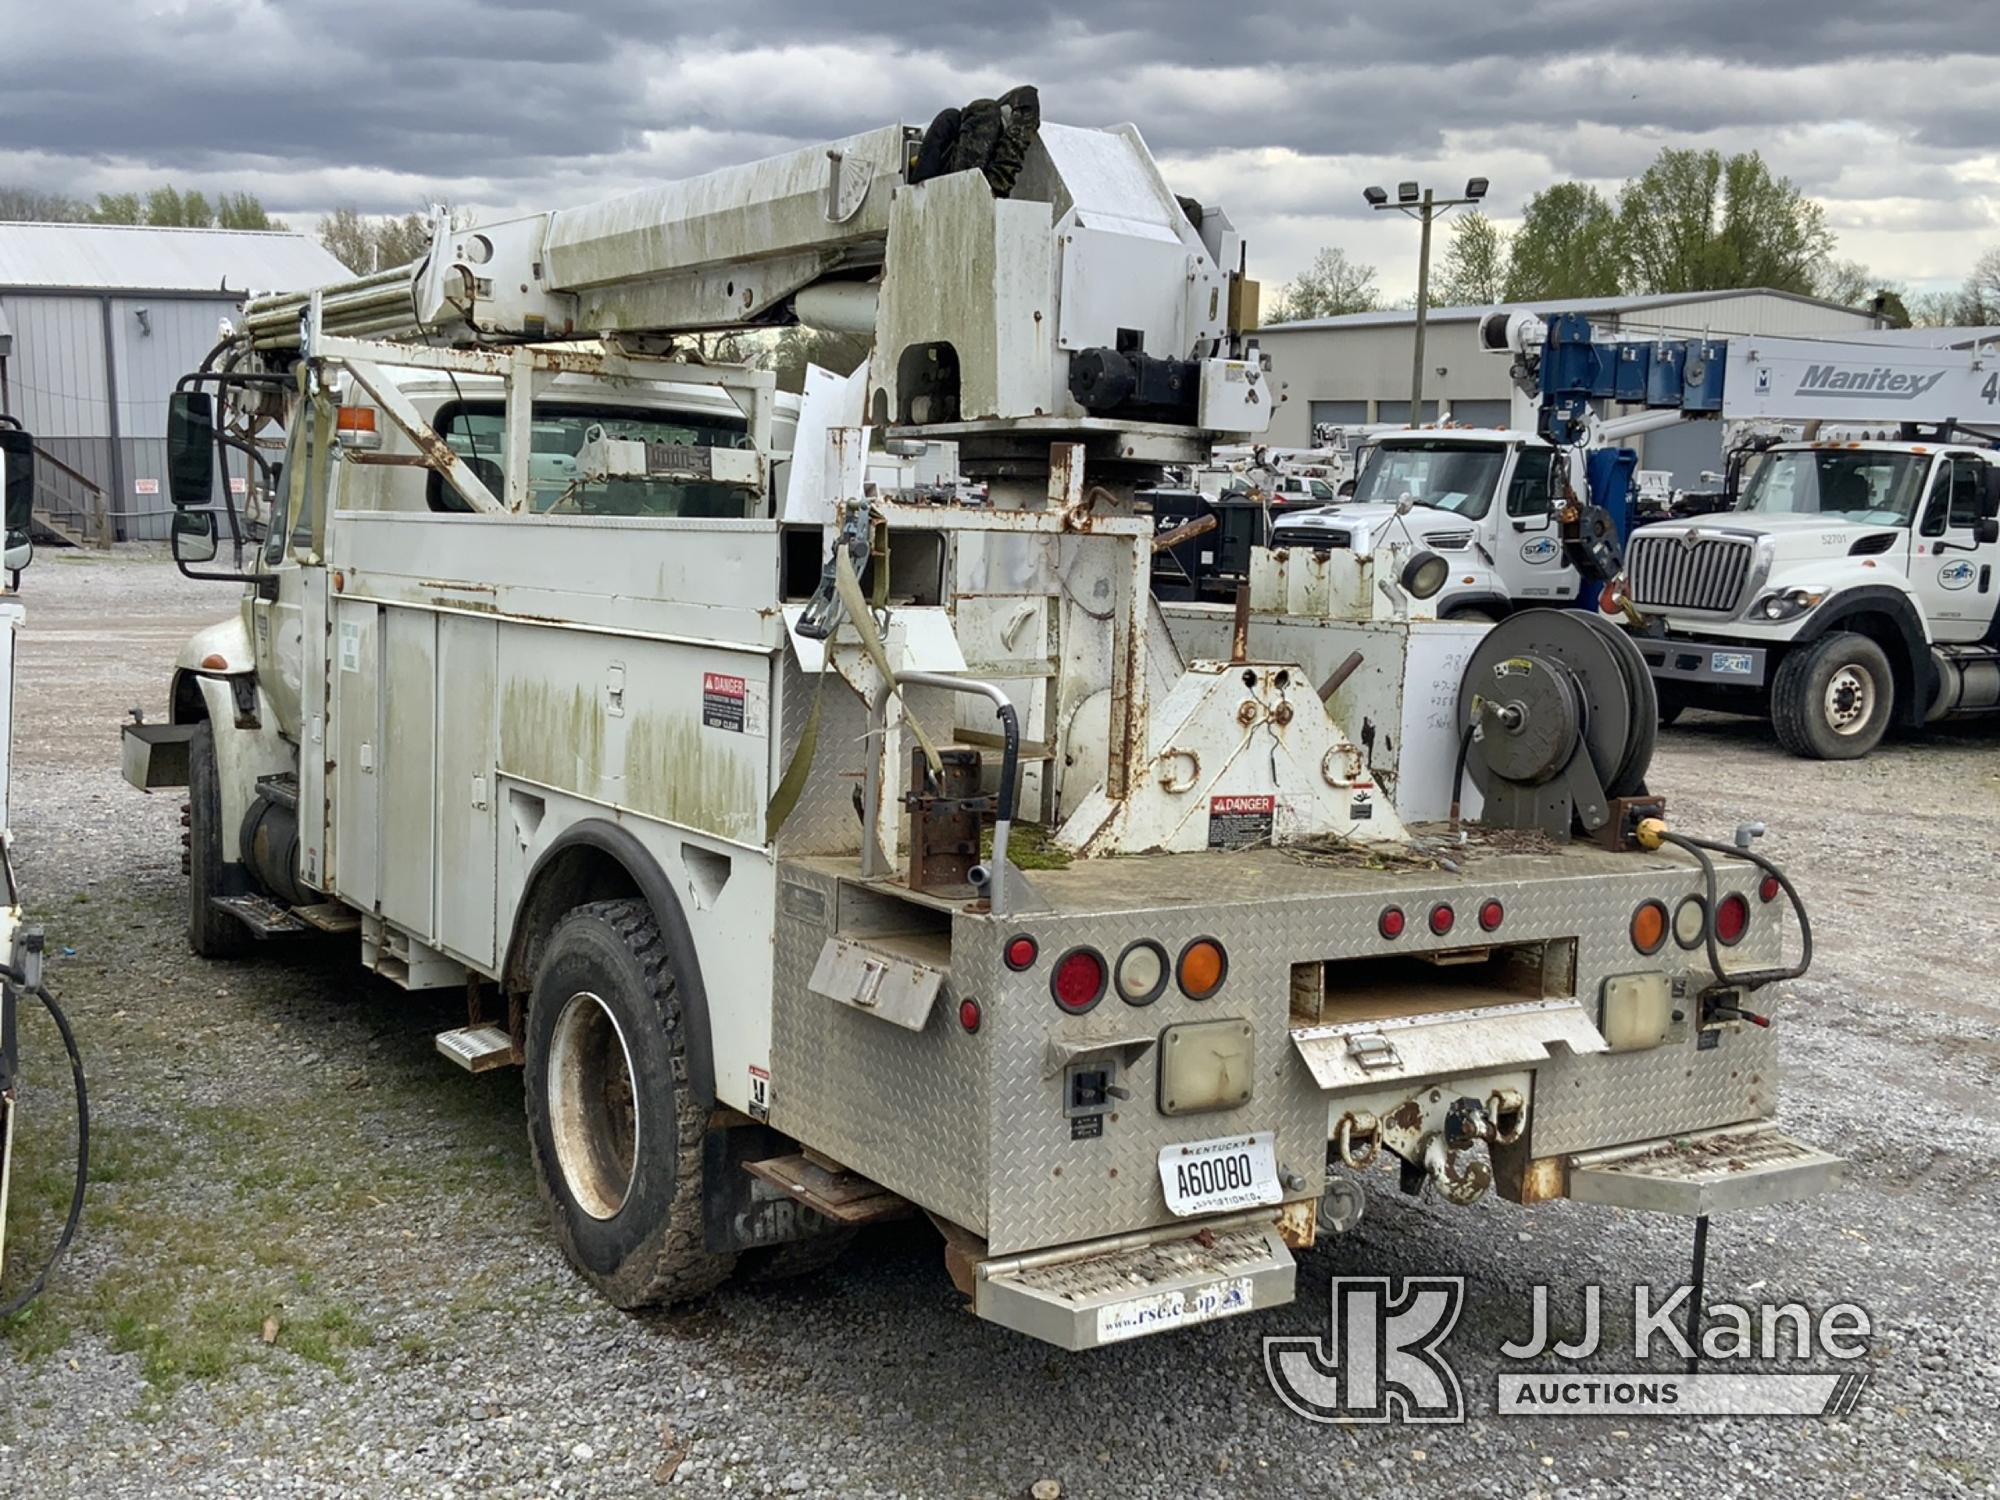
top-left (1710, 651), bottom-right (1755, 676)
top-left (1158, 1131), bottom-right (1282, 1217)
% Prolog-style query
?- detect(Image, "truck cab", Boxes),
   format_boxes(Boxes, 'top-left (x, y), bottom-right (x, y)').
top-left (1621, 440), bottom-right (2000, 757)
top-left (1269, 428), bottom-right (1581, 621)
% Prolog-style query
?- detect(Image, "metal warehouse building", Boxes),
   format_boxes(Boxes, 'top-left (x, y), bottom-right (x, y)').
top-left (1258, 288), bottom-right (1885, 485)
top-left (0, 223), bottom-right (348, 542)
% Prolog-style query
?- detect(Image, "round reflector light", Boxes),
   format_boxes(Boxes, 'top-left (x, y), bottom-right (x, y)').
top-left (1630, 899), bottom-right (1668, 955)
top-left (1477, 899), bottom-right (1504, 932)
top-left (1004, 934), bottom-right (1038, 971)
top-left (1715, 893), bottom-right (1750, 946)
top-left (1673, 895), bottom-right (1706, 950)
top-left (1428, 903), bottom-right (1455, 937)
top-left (1378, 906), bottom-right (1406, 939)
top-left (1050, 948), bottom-right (1107, 1013)
top-left (1114, 940), bottom-right (1169, 1006)
top-left (1177, 938), bottom-right (1228, 1000)
top-left (958, 998), bottom-right (982, 1033)
top-left (1758, 874), bottom-right (1781, 904)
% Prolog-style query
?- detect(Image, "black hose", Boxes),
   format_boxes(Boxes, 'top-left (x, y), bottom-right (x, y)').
top-left (0, 970), bottom-right (88, 1322)
top-left (1448, 718), bottom-right (1476, 833)
top-left (1654, 830), bottom-right (1812, 991)
top-left (994, 701), bottom-right (1020, 827)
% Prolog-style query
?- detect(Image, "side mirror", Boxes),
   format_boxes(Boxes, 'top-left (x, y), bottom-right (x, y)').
top-left (171, 508), bottom-right (219, 565)
top-left (0, 426), bottom-right (33, 542)
top-left (3, 530), bottom-right (32, 574)
top-left (1979, 516), bottom-right (2000, 546)
top-left (167, 390), bottom-right (216, 508)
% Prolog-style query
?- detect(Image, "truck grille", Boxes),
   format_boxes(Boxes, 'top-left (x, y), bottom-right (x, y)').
top-left (1628, 531), bottom-right (1756, 615)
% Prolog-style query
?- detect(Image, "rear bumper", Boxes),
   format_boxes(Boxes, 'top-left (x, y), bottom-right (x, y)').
top-left (1634, 635), bottom-right (1768, 688)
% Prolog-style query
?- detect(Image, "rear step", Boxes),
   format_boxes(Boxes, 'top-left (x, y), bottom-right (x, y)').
top-left (1566, 1124), bottom-right (1843, 1216)
top-left (742, 1153), bottom-right (916, 1226)
top-left (291, 901), bottom-right (361, 935)
top-left (975, 1213), bottom-right (1295, 1350)
top-left (434, 1025), bottom-right (516, 1073)
top-left (210, 893), bottom-right (310, 939)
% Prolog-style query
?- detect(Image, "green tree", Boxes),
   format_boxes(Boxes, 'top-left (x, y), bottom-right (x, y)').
top-left (216, 192), bottom-right (285, 231)
top-left (89, 191), bottom-right (144, 224)
top-left (141, 185), bottom-right (215, 227)
top-left (317, 206), bottom-right (436, 273)
top-left (1616, 149), bottom-right (1832, 294)
top-left (769, 326), bottom-right (871, 392)
top-left (1431, 211), bottom-right (1507, 306)
top-left (1267, 246), bottom-right (1380, 322)
top-left (1502, 182), bottom-right (1621, 300)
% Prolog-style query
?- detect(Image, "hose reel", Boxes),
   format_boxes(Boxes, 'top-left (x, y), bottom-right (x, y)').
top-left (1456, 610), bottom-right (1658, 838)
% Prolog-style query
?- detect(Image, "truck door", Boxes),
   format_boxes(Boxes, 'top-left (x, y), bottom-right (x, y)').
top-left (1910, 453), bottom-right (1997, 643)
top-left (1499, 448), bottom-right (1571, 601)
top-left (249, 405), bottom-right (332, 740)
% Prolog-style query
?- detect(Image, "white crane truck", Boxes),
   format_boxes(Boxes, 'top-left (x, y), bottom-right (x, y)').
top-left (120, 101), bottom-right (1836, 1349)
top-left (1491, 311), bottom-right (2000, 758)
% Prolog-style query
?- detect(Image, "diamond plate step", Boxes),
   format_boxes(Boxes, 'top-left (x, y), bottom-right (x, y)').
top-left (975, 1216), bottom-right (1294, 1350)
top-left (210, 893), bottom-right (309, 939)
top-left (1566, 1123), bottom-right (1843, 1216)
top-left (741, 1153), bottom-right (916, 1226)
top-left (435, 1025), bottom-right (517, 1073)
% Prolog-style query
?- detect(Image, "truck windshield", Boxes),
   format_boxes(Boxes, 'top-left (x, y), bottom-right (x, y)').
top-left (1353, 441), bottom-right (1506, 519)
top-left (1737, 449), bottom-right (1928, 526)
top-left (430, 403), bottom-right (753, 517)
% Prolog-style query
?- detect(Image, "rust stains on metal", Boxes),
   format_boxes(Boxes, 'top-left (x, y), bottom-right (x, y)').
top-left (1276, 1197), bottom-right (1319, 1249)
top-left (1386, 1099), bottom-right (1425, 1135)
top-left (1151, 512), bottom-right (1217, 555)
top-left (1318, 650), bottom-right (1365, 702)
top-left (1229, 582), bottom-right (1251, 664)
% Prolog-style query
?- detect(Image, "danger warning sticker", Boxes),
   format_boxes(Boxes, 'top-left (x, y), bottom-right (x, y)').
top-left (1207, 794), bottom-right (1275, 849)
top-left (702, 672), bottom-right (747, 731)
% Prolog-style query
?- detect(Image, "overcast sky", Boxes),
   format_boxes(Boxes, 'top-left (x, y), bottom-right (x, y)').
top-left (3, 1), bottom-right (1996, 298)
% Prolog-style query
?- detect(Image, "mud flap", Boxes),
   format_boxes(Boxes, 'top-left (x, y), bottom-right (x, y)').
top-left (975, 1215), bottom-right (1295, 1350)
top-left (1565, 1124), bottom-right (1843, 1216)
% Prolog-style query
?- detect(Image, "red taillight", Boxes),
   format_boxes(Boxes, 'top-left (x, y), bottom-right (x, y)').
top-left (1378, 906), bottom-right (1406, 939)
top-left (1004, 934), bottom-right (1038, 971)
top-left (1715, 893), bottom-right (1750, 946)
top-left (1050, 948), bottom-right (1107, 1013)
top-left (958, 998), bottom-right (982, 1033)
top-left (1758, 874), bottom-right (1781, 904)
top-left (1428, 903), bottom-right (1455, 937)
top-left (1477, 898), bottom-right (1504, 932)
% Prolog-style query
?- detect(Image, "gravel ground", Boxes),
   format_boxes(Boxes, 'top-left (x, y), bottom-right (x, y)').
top-left (2, 551), bottom-right (1996, 1498)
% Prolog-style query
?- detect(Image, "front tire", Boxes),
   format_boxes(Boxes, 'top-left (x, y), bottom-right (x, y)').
top-left (1770, 632), bottom-right (1894, 759)
top-left (186, 722), bottom-right (251, 959)
top-left (524, 898), bottom-right (734, 1307)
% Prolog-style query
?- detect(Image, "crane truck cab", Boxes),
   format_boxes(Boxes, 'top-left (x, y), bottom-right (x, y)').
top-left (1621, 439), bottom-right (2000, 758)
top-left (1269, 427), bottom-right (1581, 621)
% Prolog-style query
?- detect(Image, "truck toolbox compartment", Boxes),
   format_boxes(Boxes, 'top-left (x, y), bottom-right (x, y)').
top-left (1565, 1123), bottom-right (1843, 1216)
top-left (975, 1215), bottom-right (1295, 1350)
top-left (121, 722), bottom-right (196, 790)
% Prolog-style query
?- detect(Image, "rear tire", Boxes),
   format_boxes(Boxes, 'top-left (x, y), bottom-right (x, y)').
top-left (523, 898), bottom-right (734, 1308)
top-left (187, 722), bottom-right (251, 959)
top-left (1770, 632), bottom-right (1894, 760)
top-left (1657, 692), bottom-right (1687, 727)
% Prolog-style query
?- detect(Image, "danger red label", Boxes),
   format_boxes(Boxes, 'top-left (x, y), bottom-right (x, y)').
top-left (702, 672), bottom-right (747, 731)
top-left (1208, 794), bottom-right (1275, 849)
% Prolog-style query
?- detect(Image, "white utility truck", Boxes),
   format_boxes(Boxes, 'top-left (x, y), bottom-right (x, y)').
top-left (1491, 311), bottom-right (2000, 758)
top-left (122, 100), bottom-right (1835, 1349)
top-left (1271, 427), bottom-right (1584, 620)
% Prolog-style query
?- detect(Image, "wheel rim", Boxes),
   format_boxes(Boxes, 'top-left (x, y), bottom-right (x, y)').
top-left (1823, 663), bottom-right (1878, 736)
top-left (547, 991), bottom-right (640, 1220)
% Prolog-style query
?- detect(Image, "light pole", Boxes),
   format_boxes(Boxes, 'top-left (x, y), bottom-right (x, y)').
top-left (1364, 177), bottom-right (1489, 424)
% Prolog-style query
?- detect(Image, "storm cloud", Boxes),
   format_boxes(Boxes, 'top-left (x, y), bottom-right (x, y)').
top-left (2, 0), bottom-right (1995, 291)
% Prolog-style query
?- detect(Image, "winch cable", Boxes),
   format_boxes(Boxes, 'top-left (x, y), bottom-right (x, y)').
top-left (1648, 828), bottom-right (1813, 992)
top-left (0, 965), bottom-right (88, 1322)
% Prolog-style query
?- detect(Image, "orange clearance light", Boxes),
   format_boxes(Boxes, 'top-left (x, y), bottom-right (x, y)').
top-left (1177, 938), bottom-right (1228, 1000)
top-left (335, 405), bottom-right (382, 450)
top-left (200, 652), bottom-right (228, 671)
top-left (1630, 899), bottom-right (1669, 955)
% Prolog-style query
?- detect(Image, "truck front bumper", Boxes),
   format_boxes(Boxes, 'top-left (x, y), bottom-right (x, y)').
top-left (1633, 635), bottom-right (1768, 688)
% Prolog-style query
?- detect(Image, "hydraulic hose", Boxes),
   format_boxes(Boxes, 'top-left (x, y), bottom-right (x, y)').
top-left (1651, 830), bottom-right (1813, 992)
top-left (0, 966), bottom-right (88, 1322)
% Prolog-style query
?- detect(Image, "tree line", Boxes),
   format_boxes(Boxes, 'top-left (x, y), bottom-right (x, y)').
top-left (1268, 146), bottom-right (1988, 329)
top-left (0, 184), bottom-right (285, 230)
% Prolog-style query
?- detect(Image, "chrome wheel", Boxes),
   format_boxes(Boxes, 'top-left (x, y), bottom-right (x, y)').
top-left (546, 990), bottom-right (640, 1220)
top-left (1823, 663), bottom-right (1877, 737)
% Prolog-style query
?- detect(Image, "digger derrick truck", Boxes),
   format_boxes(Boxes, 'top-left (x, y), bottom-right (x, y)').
top-left (122, 104), bottom-right (1838, 1349)
top-left (1490, 311), bottom-right (2000, 759)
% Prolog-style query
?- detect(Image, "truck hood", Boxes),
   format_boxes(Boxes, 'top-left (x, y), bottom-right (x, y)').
top-left (1635, 512), bottom-right (1906, 565)
top-left (1275, 503), bottom-right (1478, 551)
